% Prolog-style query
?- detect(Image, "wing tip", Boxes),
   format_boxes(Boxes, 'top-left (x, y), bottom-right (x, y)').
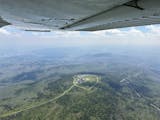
top-left (0, 17), bottom-right (11, 28)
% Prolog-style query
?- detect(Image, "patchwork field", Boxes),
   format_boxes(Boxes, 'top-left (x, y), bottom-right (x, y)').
top-left (0, 47), bottom-right (159, 120)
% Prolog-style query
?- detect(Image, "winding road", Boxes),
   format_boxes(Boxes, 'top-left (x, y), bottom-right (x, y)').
top-left (0, 75), bottom-right (100, 119)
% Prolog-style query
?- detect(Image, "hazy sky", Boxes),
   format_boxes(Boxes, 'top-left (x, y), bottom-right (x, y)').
top-left (0, 24), bottom-right (160, 48)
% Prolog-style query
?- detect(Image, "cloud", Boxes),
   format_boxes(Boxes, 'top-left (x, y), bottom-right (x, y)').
top-left (0, 28), bottom-right (10, 35)
top-left (0, 25), bottom-right (160, 47)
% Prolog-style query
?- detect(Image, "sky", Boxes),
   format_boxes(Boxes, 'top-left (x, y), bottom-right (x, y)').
top-left (0, 24), bottom-right (160, 48)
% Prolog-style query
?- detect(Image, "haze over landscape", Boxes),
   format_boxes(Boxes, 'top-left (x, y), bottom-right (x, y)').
top-left (0, 25), bottom-right (160, 120)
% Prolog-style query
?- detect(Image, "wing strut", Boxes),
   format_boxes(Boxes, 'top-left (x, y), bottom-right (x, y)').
top-left (124, 0), bottom-right (144, 10)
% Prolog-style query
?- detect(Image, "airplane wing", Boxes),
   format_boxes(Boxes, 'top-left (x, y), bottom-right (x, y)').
top-left (0, 0), bottom-right (160, 31)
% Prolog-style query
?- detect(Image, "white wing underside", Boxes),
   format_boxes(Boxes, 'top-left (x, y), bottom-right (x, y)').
top-left (0, 0), bottom-right (160, 31)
